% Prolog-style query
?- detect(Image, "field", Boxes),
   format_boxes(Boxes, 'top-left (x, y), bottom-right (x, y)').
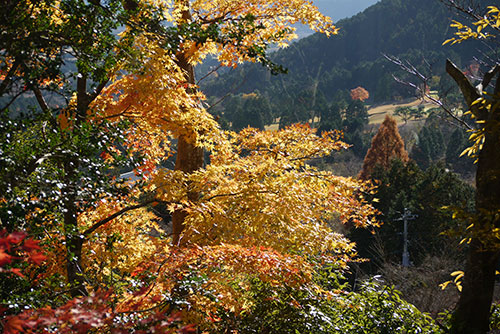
top-left (367, 99), bottom-right (435, 124)
top-left (264, 99), bottom-right (435, 131)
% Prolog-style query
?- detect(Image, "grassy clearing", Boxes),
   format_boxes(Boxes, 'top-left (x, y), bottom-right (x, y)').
top-left (263, 99), bottom-right (435, 131)
top-left (367, 99), bottom-right (435, 125)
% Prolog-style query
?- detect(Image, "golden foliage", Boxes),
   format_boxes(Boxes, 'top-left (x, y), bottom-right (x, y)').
top-left (137, 0), bottom-right (337, 67)
top-left (152, 125), bottom-right (378, 255)
top-left (24, 0), bottom-right (378, 325)
top-left (443, 6), bottom-right (500, 45)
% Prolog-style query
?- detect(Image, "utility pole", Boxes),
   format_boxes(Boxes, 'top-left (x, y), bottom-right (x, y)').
top-left (395, 208), bottom-right (417, 267)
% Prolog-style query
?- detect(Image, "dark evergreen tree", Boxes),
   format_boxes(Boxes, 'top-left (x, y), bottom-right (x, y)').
top-left (351, 160), bottom-right (474, 269)
top-left (343, 99), bottom-right (368, 134)
top-left (317, 101), bottom-right (343, 133)
top-left (446, 127), bottom-right (476, 175)
top-left (411, 122), bottom-right (445, 169)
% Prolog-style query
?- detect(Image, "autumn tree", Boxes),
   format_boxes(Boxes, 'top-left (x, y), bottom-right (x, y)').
top-left (159, 0), bottom-right (339, 245)
top-left (0, 0), bottom-right (159, 298)
top-left (1, 0), bottom-right (336, 290)
top-left (359, 115), bottom-right (409, 180)
top-left (350, 86), bottom-right (370, 102)
top-left (0, 0), bottom-right (386, 332)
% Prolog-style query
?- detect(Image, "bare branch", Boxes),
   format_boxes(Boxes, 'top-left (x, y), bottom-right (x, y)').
top-left (33, 86), bottom-right (49, 112)
top-left (89, 79), bottom-right (109, 102)
top-left (196, 64), bottom-right (222, 85)
top-left (384, 54), bottom-right (474, 130)
top-left (205, 75), bottom-right (248, 112)
top-left (439, 0), bottom-right (484, 23)
top-left (0, 89), bottom-right (26, 113)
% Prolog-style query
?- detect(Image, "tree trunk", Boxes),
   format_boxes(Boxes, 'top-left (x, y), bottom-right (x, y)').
top-left (451, 130), bottom-right (500, 332)
top-left (447, 60), bottom-right (500, 333)
top-left (451, 240), bottom-right (500, 333)
top-left (63, 74), bottom-right (90, 297)
top-left (171, 3), bottom-right (204, 246)
top-left (172, 136), bottom-right (203, 246)
top-left (63, 160), bottom-right (88, 297)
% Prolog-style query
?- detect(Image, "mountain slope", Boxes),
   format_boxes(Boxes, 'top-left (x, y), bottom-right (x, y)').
top-left (203, 0), bottom-right (481, 104)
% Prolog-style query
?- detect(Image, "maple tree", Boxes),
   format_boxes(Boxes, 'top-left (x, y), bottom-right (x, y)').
top-left (359, 115), bottom-right (409, 180)
top-left (0, 229), bottom-right (196, 334)
top-left (0, 0), bottom-right (384, 332)
top-left (350, 86), bottom-right (370, 102)
top-left (0, 229), bottom-right (47, 279)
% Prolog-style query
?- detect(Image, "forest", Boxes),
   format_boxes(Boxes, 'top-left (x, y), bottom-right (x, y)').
top-left (1, 0), bottom-right (500, 333)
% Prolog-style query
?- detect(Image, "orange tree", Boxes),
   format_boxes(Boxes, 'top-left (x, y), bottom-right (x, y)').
top-left (359, 115), bottom-right (409, 180)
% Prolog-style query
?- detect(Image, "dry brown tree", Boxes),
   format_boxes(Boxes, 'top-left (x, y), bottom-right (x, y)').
top-left (359, 115), bottom-right (409, 180)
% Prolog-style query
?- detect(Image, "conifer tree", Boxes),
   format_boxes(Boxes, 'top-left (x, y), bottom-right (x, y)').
top-left (359, 115), bottom-right (409, 179)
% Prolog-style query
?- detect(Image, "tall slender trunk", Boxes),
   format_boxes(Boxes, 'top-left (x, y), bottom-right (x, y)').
top-left (63, 168), bottom-right (87, 297)
top-left (171, 3), bottom-right (204, 246)
top-left (63, 74), bottom-right (90, 297)
top-left (447, 60), bottom-right (500, 333)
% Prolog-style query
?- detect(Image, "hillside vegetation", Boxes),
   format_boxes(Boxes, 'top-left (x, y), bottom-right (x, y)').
top-left (203, 0), bottom-right (483, 132)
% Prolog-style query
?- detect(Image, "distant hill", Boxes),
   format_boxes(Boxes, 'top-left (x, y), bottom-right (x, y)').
top-left (202, 0), bottom-right (484, 127)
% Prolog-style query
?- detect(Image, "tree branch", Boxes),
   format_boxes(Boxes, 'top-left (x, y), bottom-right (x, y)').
top-left (33, 86), bottom-right (49, 113)
top-left (445, 59), bottom-right (485, 121)
top-left (384, 54), bottom-right (474, 130)
top-left (196, 64), bottom-right (222, 85)
top-left (0, 89), bottom-right (26, 113)
top-left (76, 74), bottom-right (89, 121)
top-left (205, 76), bottom-right (248, 112)
top-left (82, 198), bottom-right (169, 238)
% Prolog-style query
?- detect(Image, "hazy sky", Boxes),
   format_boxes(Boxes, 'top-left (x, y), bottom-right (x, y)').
top-left (313, 0), bottom-right (380, 22)
top-left (295, 0), bottom-right (379, 38)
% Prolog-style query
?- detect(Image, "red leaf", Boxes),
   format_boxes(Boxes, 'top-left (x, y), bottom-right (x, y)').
top-left (150, 294), bottom-right (162, 303)
top-left (22, 239), bottom-right (42, 251)
top-left (7, 231), bottom-right (27, 245)
top-left (9, 268), bottom-right (25, 278)
top-left (0, 248), bottom-right (12, 267)
top-left (0, 237), bottom-right (11, 251)
top-left (29, 252), bottom-right (47, 265)
top-left (3, 316), bottom-right (26, 334)
top-left (180, 324), bottom-right (197, 333)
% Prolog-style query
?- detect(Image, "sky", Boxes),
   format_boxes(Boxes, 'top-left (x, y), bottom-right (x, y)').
top-left (296, 0), bottom-right (380, 38)
top-left (313, 0), bottom-right (380, 22)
